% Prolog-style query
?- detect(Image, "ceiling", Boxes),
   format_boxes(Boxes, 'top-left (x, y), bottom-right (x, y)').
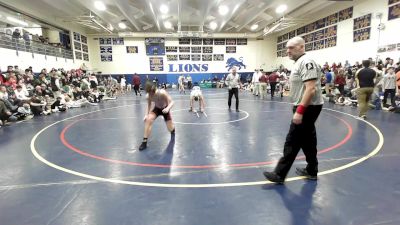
top-left (0, 0), bottom-right (353, 37)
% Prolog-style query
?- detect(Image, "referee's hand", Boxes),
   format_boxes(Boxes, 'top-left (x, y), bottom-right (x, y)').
top-left (292, 112), bottom-right (303, 124)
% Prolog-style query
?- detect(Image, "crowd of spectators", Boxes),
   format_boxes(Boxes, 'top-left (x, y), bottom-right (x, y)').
top-left (0, 65), bottom-right (124, 128)
top-left (245, 56), bottom-right (400, 114)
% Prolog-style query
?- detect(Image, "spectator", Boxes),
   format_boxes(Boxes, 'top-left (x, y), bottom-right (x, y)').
top-left (334, 68), bottom-right (346, 95)
top-left (355, 60), bottom-right (376, 119)
top-left (382, 66), bottom-right (397, 110)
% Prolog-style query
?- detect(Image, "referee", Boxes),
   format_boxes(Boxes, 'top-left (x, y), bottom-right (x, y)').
top-left (263, 36), bottom-right (324, 184)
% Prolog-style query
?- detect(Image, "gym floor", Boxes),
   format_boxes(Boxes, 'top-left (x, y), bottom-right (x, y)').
top-left (0, 89), bottom-right (399, 225)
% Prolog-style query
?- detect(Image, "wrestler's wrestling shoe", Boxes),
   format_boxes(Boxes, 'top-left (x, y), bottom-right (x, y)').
top-left (139, 142), bottom-right (147, 151)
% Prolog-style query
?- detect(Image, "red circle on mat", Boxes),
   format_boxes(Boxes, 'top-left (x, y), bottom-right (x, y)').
top-left (59, 114), bottom-right (353, 169)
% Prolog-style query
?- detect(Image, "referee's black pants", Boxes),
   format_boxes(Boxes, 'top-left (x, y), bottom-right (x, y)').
top-left (274, 105), bottom-right (322, 179)
top-left (228, 88), bottom-right (239, 110)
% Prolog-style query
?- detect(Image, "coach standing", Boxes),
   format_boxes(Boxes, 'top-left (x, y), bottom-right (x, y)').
top-left (263, 36), bottom-right (324, 184)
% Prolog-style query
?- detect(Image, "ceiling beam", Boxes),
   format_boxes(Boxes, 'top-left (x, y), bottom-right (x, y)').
top-left (177, 0), bottom-right (181, 32)
top-left (147, 1), bottom-right (161, 31)
top-left (217, 0), bottom-right (247, 32)
top-left (113, 0), bottom-right (142, 31)
top-left (200, 0), bottom-right (218, 31)
top-left (236, 2), bottom-right (274, 31)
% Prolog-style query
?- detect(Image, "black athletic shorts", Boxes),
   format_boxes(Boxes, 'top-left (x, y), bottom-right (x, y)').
top-left (152, 107), bottom-right (172, 121)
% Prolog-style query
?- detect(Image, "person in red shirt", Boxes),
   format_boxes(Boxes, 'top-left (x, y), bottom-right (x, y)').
top-left (334, 68), bottom-right (346, 95)
top-left (268, 70), bottom-right (280, 98)
top-left (132, 73), bottom-right (142, 96)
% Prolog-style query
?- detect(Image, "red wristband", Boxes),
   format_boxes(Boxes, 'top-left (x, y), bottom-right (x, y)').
top-left (296, 105), bottom-right (307, 115)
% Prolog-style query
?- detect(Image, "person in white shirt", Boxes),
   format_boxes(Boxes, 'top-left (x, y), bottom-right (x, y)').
top-left (120, 76), bottom-right (126, 93)
top-left (14, 85), bottom-right (30, 100)
top-left (252, 69), bottom-right (262, 96)
top-left (225, 67), bottom-right (242, 112)
top-left (178, 75), bottom-right (185, 94)
top-left (189, 86), bottom-right (205, 112)
top-left (382, 66), bottom-right (397, 110)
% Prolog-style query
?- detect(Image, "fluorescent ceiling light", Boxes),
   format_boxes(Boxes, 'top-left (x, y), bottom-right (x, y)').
top-left (160, 4), bottom-right (169, 14)
top-left (209, 21), bottom-right (217, 30)
top-left (7, 16), bottom-right (28, 26)
top-left (218, 5), bottom-right (229, 16)
top-left (250, 24), bottom-right (259, 30)
top-left (164, 21), bottom-right (172, 29)
top-left (118, 22), bottom-right (127, 29)
top-left (94, 1), bottom-right (106, 11)
top-left (275, 4), bottom-right (287, 14)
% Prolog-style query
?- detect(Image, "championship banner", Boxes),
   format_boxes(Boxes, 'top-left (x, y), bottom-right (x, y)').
top-left (191, 54), bottom-right (201, 61)
top-left (213, 54), bottom-right (224, 61)
top-left (203, 38), bottom-right (213, 45)
top-left (304, 33), bottom-right (314, 43)
top-left (305, 23), bottom-right (316, 33)
top-left (126, 46), bottom-right (138, 53)
top-left (202, 46), bottom-right (213, 53)
top-left (74, 42), bottom-right (81, 51)
top-left (214, 38), bottom-right (225, 45)
top-left (314, 29), bottom-right (325, 41)
top-left (226, 46), bottom-right (236, 53)
top-left (149, 57), bottom-right (164, 71)
top-left (178, 38), bottom-right (190, 45)
top-left (75, 52), bottom-right (82, 60)
top-left (99, 38), bottom-right (112, 45)
top-left (191, 46), bottom-right (202, 53)
top-left (191, 38), bottom-right (202, 45)
top-left (83, 53), bottom-right (89, 61)
top-left (277, 35), bottom-right (283, 43)
top-left (326, 13), bottom-right (338, 25)
top-left (73, 32), bottom-right (80, 41)
top-left (313, 40), bottom-right (325, 50)
top-left (325, 36), bottom-right (337, 48)
top-left (179, 46), bottom-right (191, 53)
top-left (166, 46), bottom-right (178, 52)
top-left (81, 35), bottom-right (87, 44)
top-left (339, 7), bottom-right (353, 21)
top-left (281, 33), bottom-right (289, 41)
top-left (389, 4), bottom-right (400, 20)
top-left (82, 44), bottom-right (88, 53)
top-left (167, 55), bottom-right (177, 61)
top-left (353, 14), bottom-right (371, 30)
top-left (112, 38), bottom-right (124, 45)
top-left (315, 18), bottom-right (326, 29)
top-left (226, 38), bottom-right (237, 45)
top-left (179, 54), bottom-right (190, 60)
top-left (305, 42), bottom-right (313, 52)
top-left (101, 54), bottom-right (112, 62)
top-left (296, 26), bottom-right (306, 36)
top-left (288, 30), bottom-right (296, 39)
top-left (237, 38), bottom-right (248, 45)
top-left (100, 46), bottom-right (112, 54)
top-left (353, 27), bottom-right (371, 42)
top-left (202, 54), bottom-right (212, 61)
top-left (325, 25), bottom-right (337, 38)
